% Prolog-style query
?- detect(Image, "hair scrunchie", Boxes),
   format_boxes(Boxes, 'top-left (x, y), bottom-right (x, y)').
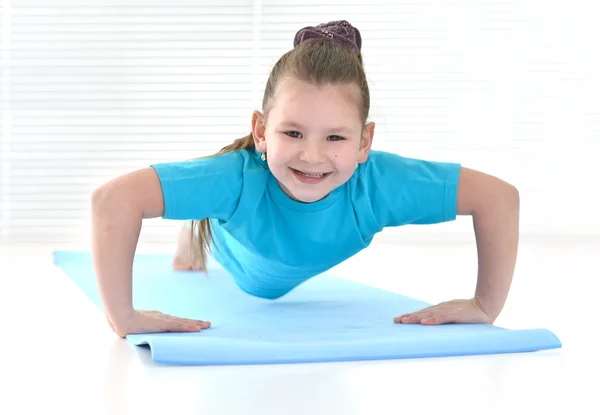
top-left (293, 20), bottom-right (362, 54)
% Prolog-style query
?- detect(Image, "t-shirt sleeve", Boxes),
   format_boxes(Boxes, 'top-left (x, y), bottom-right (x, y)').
top-left (365, 151), bottom-right (462, 227)
top-left (150, 151), bottom-right (244, 221)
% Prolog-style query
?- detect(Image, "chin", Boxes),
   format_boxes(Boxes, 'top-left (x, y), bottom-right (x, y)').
top-left (282, 184), bottom-right (330, 203)
top-left (293, 192), bottom-right (328, 203)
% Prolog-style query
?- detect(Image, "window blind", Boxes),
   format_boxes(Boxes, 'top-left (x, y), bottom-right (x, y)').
top-left (1, 0), bottom-right (598, 248)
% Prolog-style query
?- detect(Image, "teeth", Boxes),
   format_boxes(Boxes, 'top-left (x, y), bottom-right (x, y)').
top-left (296, 170), bottom-right (325, 178)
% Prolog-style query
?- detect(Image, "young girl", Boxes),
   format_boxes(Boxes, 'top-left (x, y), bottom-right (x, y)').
top-left (91, 20), bottom-right (520, 339)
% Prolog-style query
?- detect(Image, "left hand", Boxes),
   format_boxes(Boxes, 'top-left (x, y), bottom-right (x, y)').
top-left (394, 298), bottom-right (492, 325)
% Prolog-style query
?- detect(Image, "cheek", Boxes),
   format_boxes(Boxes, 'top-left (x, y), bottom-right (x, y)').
top-left (267, 144), bottom-right (292, 166)
top-left (265, 138), bottom-right (279, 155)
top-left (333, 148), bottom-right (357, 166)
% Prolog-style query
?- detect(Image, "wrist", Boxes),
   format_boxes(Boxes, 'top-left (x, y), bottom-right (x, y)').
top-left (472, 297), bottom-right (498, 323)
top-left (109, 308), bottom-right (136, 336)
top-left (105, 303), bottom-right (135, 326)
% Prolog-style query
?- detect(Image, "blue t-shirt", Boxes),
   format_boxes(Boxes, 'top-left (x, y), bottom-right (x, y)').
top-left (151, 149), bottom-right (461, 299)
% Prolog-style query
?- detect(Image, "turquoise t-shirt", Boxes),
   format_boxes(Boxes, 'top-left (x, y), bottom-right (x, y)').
top-left (151, 149), bottom-right (461, 299)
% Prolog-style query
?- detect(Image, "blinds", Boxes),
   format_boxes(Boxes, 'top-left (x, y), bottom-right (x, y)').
top-left (1, 0), bottom-right (599, 248)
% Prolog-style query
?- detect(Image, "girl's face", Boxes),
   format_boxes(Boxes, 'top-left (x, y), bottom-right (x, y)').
top-left (252, 77), bottom-right (375, 203)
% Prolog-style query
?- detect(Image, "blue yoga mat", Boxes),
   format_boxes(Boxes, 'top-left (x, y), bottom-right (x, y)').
top-left (53, 250), bottom-right (561, 365)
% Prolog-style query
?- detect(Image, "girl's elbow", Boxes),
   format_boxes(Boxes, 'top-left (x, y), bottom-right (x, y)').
top-left (505, 184), bottom-right (520, 209)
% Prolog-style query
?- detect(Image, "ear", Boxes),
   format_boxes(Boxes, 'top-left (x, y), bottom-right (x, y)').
top-left (251, 110), bottom-right (267, 153)
top-left (358, 122), bottom-right (375, 163)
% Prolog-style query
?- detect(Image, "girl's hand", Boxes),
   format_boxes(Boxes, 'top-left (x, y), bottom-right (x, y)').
top-left (108, 309), bottom-right (211, 338)
top-left (393, 298), bottom-right (491, 325)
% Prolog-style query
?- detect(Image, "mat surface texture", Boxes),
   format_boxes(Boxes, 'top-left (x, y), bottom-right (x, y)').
top-left (53, 250), bottom-right (562, 365)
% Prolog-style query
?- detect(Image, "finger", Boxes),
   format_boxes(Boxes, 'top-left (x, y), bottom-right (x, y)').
top-left (397, 305), bottom-right (439, 320)
top-left (163, 314), bottom-right (211, 326)
top-left (421, 309), bottom-right (464, 325)
top-left (178, 318), bottom-right (211, 331)
top-left (179, 319), bottom-right (211, 330)
top-left (161, 313), bottom-right (208, 324)
top-left (188, 319), bottom-right (211, 329)
top-left (395, 314), bottom-right (418, 324)
top-left (395, 314), bottom-right (412, 322)
top-left (420, 315), bottom-right (446, 325)
top-left (395, 311), bottom-right (421, 322)
top-left (165, 320), bottom-right (202, 333)
top-left (397, 313), bottom-right (429, 324)
top-left (159, 318), bottom-right (207, 333)
top-left (415, 313), bottom-right (436, 324)
top-left (177, 317), bottom-right (211, 326)
top-left (401, 309), bottom-right (448, 324)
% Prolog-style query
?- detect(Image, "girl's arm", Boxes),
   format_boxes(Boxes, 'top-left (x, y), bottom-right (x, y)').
top-left (92, 167), bottom-right (203, 337)
top-left (457, 167), bottom-right (520, 321)
top-left (395, 167), bottom-right (519, 325)
top-left (91, 167), bottom-right (165, 333)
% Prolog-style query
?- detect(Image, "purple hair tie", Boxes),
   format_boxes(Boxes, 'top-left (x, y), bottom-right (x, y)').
top-left (293, 20), bottom-right (362, 54)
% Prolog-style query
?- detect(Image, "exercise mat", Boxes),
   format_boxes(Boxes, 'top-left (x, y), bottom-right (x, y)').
top-left (52, 250), bottom-right (561, 365)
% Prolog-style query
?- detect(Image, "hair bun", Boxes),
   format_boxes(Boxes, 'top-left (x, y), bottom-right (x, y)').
top-left (293, 20), bottom-right (362, 53)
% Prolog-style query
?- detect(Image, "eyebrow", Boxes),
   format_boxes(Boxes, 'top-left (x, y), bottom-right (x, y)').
top-left (279, 121), bottom-right (353, 134)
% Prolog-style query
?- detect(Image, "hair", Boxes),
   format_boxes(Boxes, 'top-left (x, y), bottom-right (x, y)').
top-left (187, 38), bottom-right (371, 272)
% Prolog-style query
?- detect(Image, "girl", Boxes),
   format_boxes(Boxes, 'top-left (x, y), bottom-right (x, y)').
top-left (91, 20), bottom-right (520, 339)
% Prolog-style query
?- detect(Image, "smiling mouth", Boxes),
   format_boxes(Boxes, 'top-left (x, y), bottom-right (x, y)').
top-left (290, 168), bottom-right (331, 178)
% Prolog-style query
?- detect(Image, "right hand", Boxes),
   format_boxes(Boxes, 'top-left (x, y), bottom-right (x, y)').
top-left (108, 309), bottom-right (211, 338)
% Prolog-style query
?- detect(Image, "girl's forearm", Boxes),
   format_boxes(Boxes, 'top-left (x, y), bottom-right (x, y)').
top-left (91, 187), bottom-right (142, 329)
top-left (472, 186), bottom-right (520, 322)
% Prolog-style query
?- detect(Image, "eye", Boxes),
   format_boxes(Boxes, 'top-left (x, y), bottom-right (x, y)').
top-left (285, 131), bottom-right (301, 138)
top-left (328, 135), bottom-right (345, 141)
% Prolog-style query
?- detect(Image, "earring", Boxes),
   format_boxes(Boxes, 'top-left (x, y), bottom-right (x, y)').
top-left (356, 161), bottom-right (359, 168)
top-left (261, 152), bottom-right (267, 162)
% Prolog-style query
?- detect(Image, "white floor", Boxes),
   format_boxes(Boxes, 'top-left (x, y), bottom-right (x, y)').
top-left (1, 239), bottom-right (598, 415)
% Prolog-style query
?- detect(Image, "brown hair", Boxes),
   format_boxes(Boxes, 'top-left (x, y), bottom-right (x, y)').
top-left (188, 39), bottom-right (371, 272)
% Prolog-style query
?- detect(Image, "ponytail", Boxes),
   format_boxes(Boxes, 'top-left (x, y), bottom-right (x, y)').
top-left (188, 132), bottom-right (256, 272)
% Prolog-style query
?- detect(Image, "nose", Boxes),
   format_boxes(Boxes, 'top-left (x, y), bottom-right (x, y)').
top-left (298, 139), bottom-right (326, 164)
